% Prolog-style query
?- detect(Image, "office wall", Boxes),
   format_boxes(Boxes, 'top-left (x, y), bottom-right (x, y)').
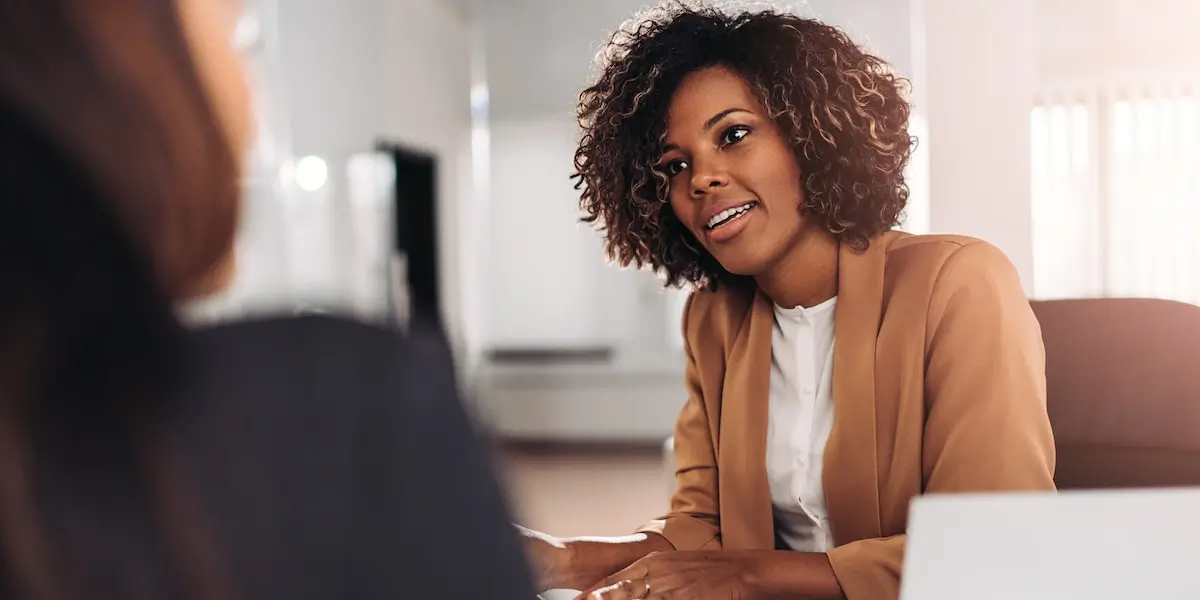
top-left (485, 115), bottom-right (615, 348)
top-left (374, 0), bottom-right (475, 363)
top-left (1037, 0), bottom-right (1200, 83)
top-left (912, 0), bottom-right (1036, 289)
top-left (261, 0), bottom-right (476, 360)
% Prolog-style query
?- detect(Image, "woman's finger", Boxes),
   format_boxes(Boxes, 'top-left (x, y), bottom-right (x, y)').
top-left (572, 555), bottom-right (655, 599)
top-left (576, 578), bottom-right (647, 600)
top-left (571, 576), bottom-right (615, 600)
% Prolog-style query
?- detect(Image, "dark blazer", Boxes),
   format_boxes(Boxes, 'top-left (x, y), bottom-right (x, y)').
top-left (39, 315), bottom-right (535, 599)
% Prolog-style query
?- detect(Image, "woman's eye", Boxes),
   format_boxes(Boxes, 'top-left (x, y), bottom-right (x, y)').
top-left (721, 126), bottom-right (751, 146)
top-left (661, 159), bottom-right (689, 177)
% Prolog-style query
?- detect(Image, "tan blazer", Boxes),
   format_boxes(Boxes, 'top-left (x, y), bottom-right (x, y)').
top-left (640, 232), bottom-right (1056, 599)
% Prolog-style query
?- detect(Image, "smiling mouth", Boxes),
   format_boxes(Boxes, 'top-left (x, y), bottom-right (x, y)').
top-left (706, 202), bottom-right (758, 230)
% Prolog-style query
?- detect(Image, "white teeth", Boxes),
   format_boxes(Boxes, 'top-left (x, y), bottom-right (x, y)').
top-left (707, 202), bottom-right (755, 229)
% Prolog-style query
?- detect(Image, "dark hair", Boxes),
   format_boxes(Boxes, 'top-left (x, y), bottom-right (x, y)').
top-left (573, 1), bottom-right (914, 288)
top-left (0, 1), bottom-right (239, 598)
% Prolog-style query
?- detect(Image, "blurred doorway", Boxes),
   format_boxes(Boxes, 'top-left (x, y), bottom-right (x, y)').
top-left (377, 141), bottom-right (440, 333)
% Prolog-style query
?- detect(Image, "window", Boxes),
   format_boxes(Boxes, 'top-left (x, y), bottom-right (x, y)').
top-left (1031, 84), bottom-right (1200, 303)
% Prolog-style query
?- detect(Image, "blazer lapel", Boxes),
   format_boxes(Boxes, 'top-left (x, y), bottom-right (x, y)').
top-left (824, 235), bottom-right (892, 545)
top-left (717, 289), bottom-right (776, 550)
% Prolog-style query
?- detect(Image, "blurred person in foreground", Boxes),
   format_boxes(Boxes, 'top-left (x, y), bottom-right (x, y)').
top-left (0, 1), bottom-right (534, 599)
top-left (517, 2), bottom-right (1056, 599)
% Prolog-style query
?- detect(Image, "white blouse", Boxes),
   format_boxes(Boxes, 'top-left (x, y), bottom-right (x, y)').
top-left (766, 296), bottom-right (837, 552)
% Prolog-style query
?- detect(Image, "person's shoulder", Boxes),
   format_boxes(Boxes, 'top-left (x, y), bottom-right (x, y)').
top-left (879, 232), bottom-right (1028, 336)
top-left (195, 313), bottom-right (441, 352)
top-left (197, 314), bottom-right (375, 360)
top-left (884, 231), bottom-right (1006, 265)
top-left (882, 232), bottom-right (1020, 288)
top-left (188, 314), bottom-right (452, 397)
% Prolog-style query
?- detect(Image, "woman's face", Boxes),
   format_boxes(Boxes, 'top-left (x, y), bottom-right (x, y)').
top-left (659, 65), bottom-right (809, 278)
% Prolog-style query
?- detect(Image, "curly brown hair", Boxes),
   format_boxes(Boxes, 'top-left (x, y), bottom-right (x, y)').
top-left (572, 1), bottom-right (914, 289)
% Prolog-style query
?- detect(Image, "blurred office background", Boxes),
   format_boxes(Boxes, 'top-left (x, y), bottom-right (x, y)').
top-left (192, 0), bottom-right (1200, 536)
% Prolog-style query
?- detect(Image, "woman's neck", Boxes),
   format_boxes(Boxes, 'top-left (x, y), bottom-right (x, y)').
top-left (754, 226), bottom-right (839, 309)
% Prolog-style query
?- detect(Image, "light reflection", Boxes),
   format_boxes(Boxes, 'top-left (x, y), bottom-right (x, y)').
top-left (295, 155), bottom-right (329, 192)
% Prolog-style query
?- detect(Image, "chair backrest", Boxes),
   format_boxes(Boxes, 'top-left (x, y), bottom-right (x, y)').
top-left (1031, 298), bottom-right (1200, 490)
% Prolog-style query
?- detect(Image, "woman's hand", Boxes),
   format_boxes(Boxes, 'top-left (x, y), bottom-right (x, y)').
top-left (515, 524), bottom-right (573, 592)
top-left (515, 525), bottom-right (680, 593)
top-left (572, 551), bottom-right (761, 600)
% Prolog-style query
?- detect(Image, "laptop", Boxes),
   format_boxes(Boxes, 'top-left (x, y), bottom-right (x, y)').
top-left (901, 488), bottom-right (1200, 600)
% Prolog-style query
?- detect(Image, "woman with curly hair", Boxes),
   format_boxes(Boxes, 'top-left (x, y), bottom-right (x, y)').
top-left (518, 2), bottom-right (1056, 599)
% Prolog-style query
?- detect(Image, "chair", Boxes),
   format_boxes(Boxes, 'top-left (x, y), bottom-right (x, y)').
top-left (1032, 298), bottom-right (1200, 489)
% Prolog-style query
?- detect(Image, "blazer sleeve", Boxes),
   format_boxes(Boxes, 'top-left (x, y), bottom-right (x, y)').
top-left (826, 241), bottom-right (1057, 600)
top-left (636, 292), bottom-right (723, 551)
